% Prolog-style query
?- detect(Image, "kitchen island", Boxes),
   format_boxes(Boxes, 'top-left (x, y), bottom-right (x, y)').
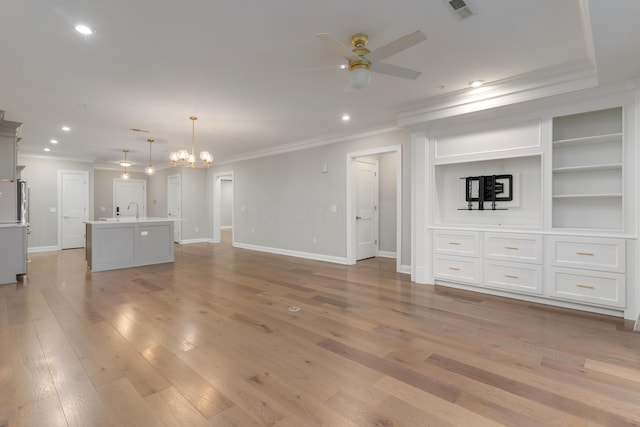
top-left (85, 217), bottom-right (174, 272)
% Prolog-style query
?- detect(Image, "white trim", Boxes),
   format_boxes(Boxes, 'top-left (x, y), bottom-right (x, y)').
top-left (28, 245), bottom-right (59, 253)
top-left (168, 174), bottom-right (181, 243)
top-left (233, 241), bottom-right (348, 265)
top-left (212, 171), bottom-right (234, 244)
top-left (400, 265), bottom-right (412, 275)
top-left (180, 238), bottom-right (209, 244)
top-left (397, 60), bottom-right (597, 128)
top-left (377, 251), bottom-right (396, 259)
top-left (346, 145), bottom-right (403, 274)
top-left (20, 153), bottom-right (95, 163)
top-left (216, 125), bottom-right (400, 166)
top-left (220, 225), bottom-right (232, 230)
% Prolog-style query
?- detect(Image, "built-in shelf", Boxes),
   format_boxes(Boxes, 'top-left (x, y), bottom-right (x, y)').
top-left (552, 163), bottom-right (622, 173)
top-left (552, 132), bottom-right (622, 147)
top-left (552, 107), bottom-right (623, 230)
top-left (552, 193), bottom-right (622, 199)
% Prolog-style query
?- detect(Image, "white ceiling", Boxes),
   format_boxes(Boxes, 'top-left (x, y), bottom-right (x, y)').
top-left (1, 0), bottom-right (639, 169)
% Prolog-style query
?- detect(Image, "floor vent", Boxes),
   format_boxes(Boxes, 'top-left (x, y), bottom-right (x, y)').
top-left (445, 0), bottom-right (475, 20)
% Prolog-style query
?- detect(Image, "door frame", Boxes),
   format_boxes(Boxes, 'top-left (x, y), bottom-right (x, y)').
top-left (112, 178), bottom-right (146, 218)
top-left (212, 171), bottom-right (234, 244)
top-left (167, 174), bottom-right (181, 243)
top-left (346, 145), bottom-right (402, 271)
top-left (57, 170), bottom-right (90, 250)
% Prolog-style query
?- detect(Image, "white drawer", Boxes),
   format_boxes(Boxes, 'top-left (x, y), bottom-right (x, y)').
top-left (434, 255), bottom-right (481, 285)
top-left (433, 230), bottom-right (481, 257)
top-left (546, 236), bottom-right (625, 273)
top-left (547, 267), bottom-right (625, 309)
top-left (484, 232), bottom-right (542, 264)
top-left (484, 260), bottom-right (542, 295)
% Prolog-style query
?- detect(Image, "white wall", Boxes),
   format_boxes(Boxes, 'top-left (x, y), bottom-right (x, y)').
top-left (17, 156), bottom-right (94, 249)
top-left (211, 129), bottom-right (411, 266)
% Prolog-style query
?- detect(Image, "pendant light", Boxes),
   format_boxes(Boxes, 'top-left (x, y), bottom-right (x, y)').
top-left (145, 139), bottom-right (155, 175)
top-left (169, 116), bottom-right (213, 168)
top-left (120, 150), bottom-right (130, 180)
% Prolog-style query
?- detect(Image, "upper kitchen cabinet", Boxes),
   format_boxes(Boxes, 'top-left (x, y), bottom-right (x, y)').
top-left (0, 110), bottom-right (22, 181)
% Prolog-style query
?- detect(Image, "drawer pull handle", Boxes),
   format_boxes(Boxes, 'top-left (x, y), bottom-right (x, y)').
top-left (504, 274), bottom-right (519, 279)
top-left (576, 284), bottom-right (594, 289)
top-left (505, 246), bottom-right (519, 250)
top-left (576, 252), bottom-right (594, 256)
top-left (448, 267), bottom-right (461, 271)
top-left (448, 242), bottom-right (461, 245)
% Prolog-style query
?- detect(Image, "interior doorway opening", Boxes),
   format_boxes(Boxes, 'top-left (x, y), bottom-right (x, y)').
top-left (213, 172), bottom-right (234, 244)
top-left (346, 146), bottom-right (402, 271)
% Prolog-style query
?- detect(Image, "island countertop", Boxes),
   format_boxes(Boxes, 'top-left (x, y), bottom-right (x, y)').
top-left (85, 217), bottom-right (175, 224)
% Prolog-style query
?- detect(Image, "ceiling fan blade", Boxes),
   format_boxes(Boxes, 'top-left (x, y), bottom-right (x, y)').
top-left (372, 62), bottom-right (422, 80)
top-left (368, 31), bottom-right (427, 63)
top-left (317, 33), bottom-right (356, 60)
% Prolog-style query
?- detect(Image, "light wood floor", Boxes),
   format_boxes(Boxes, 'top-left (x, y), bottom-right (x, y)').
top-left (1, 236), bottom-right (640, 426)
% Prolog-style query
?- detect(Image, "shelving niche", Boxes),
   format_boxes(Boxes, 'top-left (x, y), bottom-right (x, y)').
top-left (433, 155), bottom-right (542, 228)
top-left (552, 107), bottom-right (623, 230)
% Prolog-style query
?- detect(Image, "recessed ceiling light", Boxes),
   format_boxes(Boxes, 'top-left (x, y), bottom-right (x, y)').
top-left (340, 64), bottom-right (347, 70)
top-left (44, 147), bottom-right (51, 152)
top-left (50, 139), bottom-right (58, 144)
top-left (469, 80), bottom-right (484, 88)
top-left (75, 24), bottom-right (93, 35)
top-left (61, 126), bottom-right (70, 131)
top-left (342, 114), bottom-right (350, 122)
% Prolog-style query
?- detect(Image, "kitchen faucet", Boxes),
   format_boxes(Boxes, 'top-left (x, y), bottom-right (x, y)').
top-left (127, 201), bottom-right (139, 219)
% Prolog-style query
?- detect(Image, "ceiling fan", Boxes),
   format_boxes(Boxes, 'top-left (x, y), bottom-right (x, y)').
top-left (317, 30), bottom-right (427, 89)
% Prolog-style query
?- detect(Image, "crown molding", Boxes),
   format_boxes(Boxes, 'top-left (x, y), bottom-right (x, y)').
top-left (214, 124), bottom-right (401, 166)
top-left (18, 152), bottom-right (95, 163)
top-left (397, 59), bottom-right (598, 129)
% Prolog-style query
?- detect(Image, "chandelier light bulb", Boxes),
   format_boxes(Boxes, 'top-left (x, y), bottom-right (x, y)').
top-left (145, 166), bottom-right (155, 175)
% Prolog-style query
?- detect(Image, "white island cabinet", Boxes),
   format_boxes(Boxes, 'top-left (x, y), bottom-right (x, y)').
top-left (85, 218), bottom-right (175, 272)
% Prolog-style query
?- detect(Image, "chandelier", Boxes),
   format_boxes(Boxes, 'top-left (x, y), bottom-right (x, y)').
top-left (169, 116), bottom-right (213, 168)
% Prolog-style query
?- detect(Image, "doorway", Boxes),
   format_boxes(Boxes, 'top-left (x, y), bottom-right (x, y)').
top-left (113, 179), bottom-right (146, 218)
top-left (346, 146), bottom-right (402, 271)
top-left (167, 174), bottom-right (181, 243)
top-left (212, 172), bottom-right (234, 244)
top-left (58, 170), bottom-right (89, 249)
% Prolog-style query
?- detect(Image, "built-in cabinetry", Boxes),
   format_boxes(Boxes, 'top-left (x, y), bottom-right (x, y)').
top-left (424, 91), bottom-right (637, 320)
top-left (433, 230), bottom-right (626, 311)
top-left (552, 108), bottom-right (623, 230)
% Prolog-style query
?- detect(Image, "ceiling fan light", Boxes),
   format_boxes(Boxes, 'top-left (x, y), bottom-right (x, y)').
top-left (349, 67), bottom-right (371, 89)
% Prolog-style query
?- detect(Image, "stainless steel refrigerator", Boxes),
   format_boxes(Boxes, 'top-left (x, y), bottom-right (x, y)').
top-left (0, 179), bottom-right (28, 223)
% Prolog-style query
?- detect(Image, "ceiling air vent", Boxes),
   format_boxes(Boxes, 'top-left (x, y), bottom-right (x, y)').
top-left (445, 0), bottom-right (475, 20)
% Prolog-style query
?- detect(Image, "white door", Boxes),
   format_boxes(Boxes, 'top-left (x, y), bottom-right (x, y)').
top-left (355, 159), bottom-right (378, 260)
top-left (167, 174), bottom-right (181, 243)
top-left (114, 179), bottom-right (146, 218)
top-left (60, 171), bottom-right (89, 249)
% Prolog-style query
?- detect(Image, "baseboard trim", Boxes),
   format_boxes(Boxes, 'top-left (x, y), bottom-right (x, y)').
top-left (377, 251), bottom-right (397, 259)
top-left (400, 264), bottom-right (411, 275)
top-left (28, 245), bottom-right (59, 253)
top-left (233, 242), bottom-right (348, 265)
top-left (220, 226), bottom-right (232, 230)
top-left (179, 238), bottom-right (209, 244)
